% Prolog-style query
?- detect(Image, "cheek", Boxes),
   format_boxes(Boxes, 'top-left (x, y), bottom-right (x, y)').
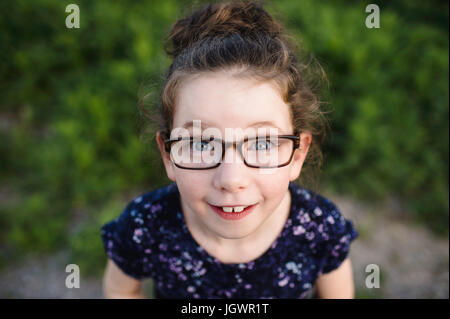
top-left (256, 170), bottom-right (291, 200)
top-left (175, 171), bottom-right (210, 201)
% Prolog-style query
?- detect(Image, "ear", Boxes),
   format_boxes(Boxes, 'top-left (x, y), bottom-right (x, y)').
top-left (289, 132), bottom-right (312, 182)
top-left (156, 131), bottom-right (176, 182)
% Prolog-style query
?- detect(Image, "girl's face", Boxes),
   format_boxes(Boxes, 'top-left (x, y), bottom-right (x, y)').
top-left (157, 71), bottom-right (311, 242)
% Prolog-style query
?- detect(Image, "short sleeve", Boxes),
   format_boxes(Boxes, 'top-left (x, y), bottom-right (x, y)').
top-left (318, 203), bottom-right (358, 275)
top-left (100, 200), bottom-right (151, 280)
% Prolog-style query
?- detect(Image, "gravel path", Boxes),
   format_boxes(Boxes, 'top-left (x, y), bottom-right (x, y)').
top-left (0, 195), bottom-right (448, 298)
top-left (333, 195), bottom-right (449, 298)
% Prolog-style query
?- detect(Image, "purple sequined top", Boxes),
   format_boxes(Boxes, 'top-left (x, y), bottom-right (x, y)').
top-left (101, 181), bottom-right (358, 298)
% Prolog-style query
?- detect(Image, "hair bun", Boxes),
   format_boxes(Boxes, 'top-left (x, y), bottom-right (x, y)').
top-left (166, 1), bottom-right (283, 58)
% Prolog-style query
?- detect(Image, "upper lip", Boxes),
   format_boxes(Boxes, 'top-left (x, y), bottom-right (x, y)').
top-left (209, 203), bottom-right (255, 207)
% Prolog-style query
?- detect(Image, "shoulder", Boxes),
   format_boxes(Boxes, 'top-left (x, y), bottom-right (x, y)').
top-left (132, 182), bottom-right (179, 211)
top-left (100, 182), bottom-right (180, 244)
top-left (99, 183), bottom-right (179, 280)
top-left (288, 182), bottom-right (358, 246)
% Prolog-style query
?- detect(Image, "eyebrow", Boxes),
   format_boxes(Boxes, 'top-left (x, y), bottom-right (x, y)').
top-left (181, 120), bottom-right (285, 132)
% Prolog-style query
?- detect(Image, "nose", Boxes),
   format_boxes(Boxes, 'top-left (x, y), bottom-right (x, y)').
top-left (212, 142), bottom-right (249, 193)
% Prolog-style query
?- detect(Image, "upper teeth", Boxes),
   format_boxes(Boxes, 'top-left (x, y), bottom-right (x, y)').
top-left (222, 206), bottom-right (248, 213)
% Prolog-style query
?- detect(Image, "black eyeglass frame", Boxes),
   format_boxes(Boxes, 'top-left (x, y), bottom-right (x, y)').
top-left (162, 130), bottom-right (301, 170)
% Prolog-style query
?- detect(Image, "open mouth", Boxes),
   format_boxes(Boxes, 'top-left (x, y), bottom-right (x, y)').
top-left (208, 203), bottom-right (257, 220)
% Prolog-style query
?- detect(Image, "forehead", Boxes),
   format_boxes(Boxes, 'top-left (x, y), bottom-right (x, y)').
top-left (173, 72), bottom-right (293, 134)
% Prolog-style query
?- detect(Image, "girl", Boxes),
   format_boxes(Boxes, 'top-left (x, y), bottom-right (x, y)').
top-left (101, 0), bottom-right (358, 299)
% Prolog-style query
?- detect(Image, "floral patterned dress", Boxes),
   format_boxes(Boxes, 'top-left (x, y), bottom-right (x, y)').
top-left (101, 181), bottom-right (358, 298)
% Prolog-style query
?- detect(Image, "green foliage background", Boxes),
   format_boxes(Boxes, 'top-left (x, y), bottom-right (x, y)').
top-left (0, 0), bottom-right (448, 276)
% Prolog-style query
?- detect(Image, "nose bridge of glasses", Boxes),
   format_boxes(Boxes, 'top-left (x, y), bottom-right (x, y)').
top-left (222, 139), bottom-right (245, 162)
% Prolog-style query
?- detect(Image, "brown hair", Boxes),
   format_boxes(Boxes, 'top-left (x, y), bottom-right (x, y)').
top-left (139, 0), bottom-right (330, 191)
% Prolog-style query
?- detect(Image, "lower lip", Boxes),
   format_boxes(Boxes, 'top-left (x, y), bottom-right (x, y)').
top-left (209, 203), bottom-right (257, 221)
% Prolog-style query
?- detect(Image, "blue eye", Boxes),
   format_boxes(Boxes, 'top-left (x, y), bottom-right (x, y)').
top-left (192, 141), bottom-right (214, 152)
top-left (249, 139), bottom-right (273, 151)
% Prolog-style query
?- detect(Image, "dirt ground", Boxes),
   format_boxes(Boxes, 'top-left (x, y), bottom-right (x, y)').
top-left (333, 195), bottom-right (448, 298)
top-left (0, 194), bottom-right (448, 298)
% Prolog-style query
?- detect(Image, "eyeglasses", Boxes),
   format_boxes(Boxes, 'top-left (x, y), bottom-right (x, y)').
top-left (163, 131), bottom-right (300, 170)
